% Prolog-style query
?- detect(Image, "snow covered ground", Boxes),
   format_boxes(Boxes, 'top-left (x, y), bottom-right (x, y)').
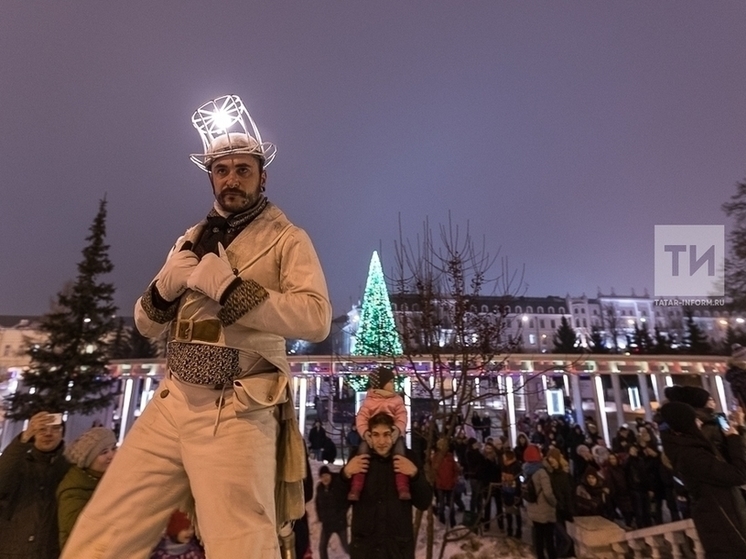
top-left (306, 459), bottom-right (538, 559)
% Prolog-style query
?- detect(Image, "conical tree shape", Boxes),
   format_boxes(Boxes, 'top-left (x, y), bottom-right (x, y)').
top-left (4, 199), bottom-right (119, 419)
top-left (352, 251), bottom-right (403, 356)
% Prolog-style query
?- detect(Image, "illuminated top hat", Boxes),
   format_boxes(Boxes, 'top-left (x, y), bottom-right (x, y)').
top-left (189, 94), bottom-right (276, 171)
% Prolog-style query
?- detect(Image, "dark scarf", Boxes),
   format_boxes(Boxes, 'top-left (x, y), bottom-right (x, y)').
top-left (195, 196), bottom-right (268, 258)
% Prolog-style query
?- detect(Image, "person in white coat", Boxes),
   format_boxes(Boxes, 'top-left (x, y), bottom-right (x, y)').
top-left (61, 94), bottom-right (331, 559)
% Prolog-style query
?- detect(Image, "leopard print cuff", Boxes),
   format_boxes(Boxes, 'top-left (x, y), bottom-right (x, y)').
top-left (217, 279), bottom-right (269, 326)
top-left (140, 283), bottom-right (179, 324)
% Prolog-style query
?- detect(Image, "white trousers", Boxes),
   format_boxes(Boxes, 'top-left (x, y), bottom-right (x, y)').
top-left (61, 374), bottom-right (280, 559)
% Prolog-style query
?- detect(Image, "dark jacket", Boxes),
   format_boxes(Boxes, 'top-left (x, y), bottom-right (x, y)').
top-left (464, 447), bottom-right (485, 480)
top-left (0, 435), bottom-right (70, 559)
top-left (321, 438), bottom-right (337, 463)
top-left (547, 465), bottom-right (575, 519)
top-left (315, 472), bottom-right (350, 532)
top-left (309, 425), bottom-right (326, 450)
top-left (346, 448), bottom-right (432, 559)
top-left (604, 463), bottom-right (633, 514)
top-left (662, 429), bottom-right (746, 559)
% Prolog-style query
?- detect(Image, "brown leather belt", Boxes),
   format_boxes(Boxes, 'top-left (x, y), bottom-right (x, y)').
top-left (170, 319), bottom-right (222, 343)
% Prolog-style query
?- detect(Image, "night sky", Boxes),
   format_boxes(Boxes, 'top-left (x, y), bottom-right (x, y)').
top-left (2, 2), bottom-right (745, 319)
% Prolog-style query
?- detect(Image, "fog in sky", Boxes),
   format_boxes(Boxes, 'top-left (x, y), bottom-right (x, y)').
top-left (1, 2), bottom-right (745, 318)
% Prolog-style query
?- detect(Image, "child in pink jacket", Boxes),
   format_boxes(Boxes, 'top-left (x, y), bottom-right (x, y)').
top-left (348, 366), bottom-right (410, 501)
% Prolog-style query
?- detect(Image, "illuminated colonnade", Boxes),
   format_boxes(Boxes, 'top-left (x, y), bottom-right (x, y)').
top-left (100, 354), bottom-right (731, 446)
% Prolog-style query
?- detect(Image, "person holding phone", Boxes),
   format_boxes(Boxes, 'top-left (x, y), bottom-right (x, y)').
top-left (664, 385), bottom-right (730, 461)
top-left (660, 401), bottom-right (746, 558)
top-left (0, 411), bottom-right (70, 559)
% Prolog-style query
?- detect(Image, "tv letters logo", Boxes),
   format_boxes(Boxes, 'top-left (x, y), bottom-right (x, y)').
top-left (654, 225), bottom-right (724, 298)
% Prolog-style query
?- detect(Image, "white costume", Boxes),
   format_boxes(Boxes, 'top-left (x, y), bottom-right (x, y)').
top-left (61, 96), bottom-right (331, 559)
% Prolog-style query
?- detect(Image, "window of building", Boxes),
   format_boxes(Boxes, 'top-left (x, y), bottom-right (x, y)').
top-left (537, 307), bottom-right (544, 314)
top-left (3, 345), bottom-right (10, 357)
top-left (529, 334), bottom-right (536, 344)
top-left (574, 308), bottom-right (579, 314)
top-left (540, 320), bottom-right (545, 329)
top-left (548, 306), bottom-right (555, 314)
top-left (581, 308), bottom-right (586, 314)
top-left (515, 306), bottom-right (522, 314)
top-left (529, 320), bottom-right (534, 328)
top-left (412, 304), bottom-right (419, 312)
top-left (526, 306), bottom-right (533, 313)
top-left (583, 319), bottom-right (587, 327)
top-left (593, 309), bottom-right (598, 315)
top-left (482, 305), bottom-right (489, 313)
top-left (551, 320), bottom-right (556, 329)
top-left (559, 307), bottom-right (565, 314)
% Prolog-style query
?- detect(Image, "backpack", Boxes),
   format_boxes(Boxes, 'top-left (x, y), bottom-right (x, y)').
top-left (523, 474), bottom-right (539, 504)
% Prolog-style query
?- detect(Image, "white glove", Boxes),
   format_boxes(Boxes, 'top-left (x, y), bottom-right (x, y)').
top-left (187, 243), bottom-right (238, 303)
top-left (155, 243), bottom-right (199, 302)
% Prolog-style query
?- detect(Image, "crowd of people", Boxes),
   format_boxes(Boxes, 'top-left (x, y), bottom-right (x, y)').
top-left (308, 375), bottom-right (746, 559)
top-left (4, 380), bottom-right (746, 559)
top-left (0, 414), bottom-right (206, 559)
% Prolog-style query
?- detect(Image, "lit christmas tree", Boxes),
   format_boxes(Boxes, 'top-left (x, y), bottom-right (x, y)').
top-left (352, 251), bottom-right (403, 356)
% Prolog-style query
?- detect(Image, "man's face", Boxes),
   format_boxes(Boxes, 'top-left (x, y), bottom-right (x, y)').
top-left (320, 473), bottom-right (332, 486)
top-left (370, 424), bottom-right (394, 457)
top-left (209, 154), bottom-right (265, 213)
top-left (34, 424), bottom-right (63, 452)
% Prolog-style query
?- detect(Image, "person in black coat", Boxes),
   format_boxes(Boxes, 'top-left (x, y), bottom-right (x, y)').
top-left (321, 436), bottom-right (338, 464)
top-left (342, 413), bottom-right (433, 559)
top-left (315, 465), bottom-right (351, 559)
top-left (309, 420), bottom-right (327, 461)
top-left (0, 411), bottom-right (70, 559)
top-left (660, 401), bottom-right (746, 559)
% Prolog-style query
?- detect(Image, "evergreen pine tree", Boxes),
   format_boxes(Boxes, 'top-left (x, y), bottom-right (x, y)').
top-left (4, 199), bottom-right (119, 419)
top-left (589, 326), bottom-right (609, 353)
top-left (108, 318), bottom-right (130, 359)
top-left (553, 316), bottom-right (579, 353)
top-left (352, 251), bottom-right (403, 356)
top-left (653, 326), bottom-right (673, 354)
top-left (723, 325), bottom-right (746, 355)
top-left (632, 322), bottom-right (654, 353)
top-left (683, 310), bottom-right (711, 355)
top-left (128, 326), bottom-right (158, 358)
top-left (723, 179), bottom-right (746, 310)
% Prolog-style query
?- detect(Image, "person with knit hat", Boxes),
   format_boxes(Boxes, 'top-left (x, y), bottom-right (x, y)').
top-left (522, 444), bottom-right (558, 559)
top-left (348, 366), bottom-right (409, 501)
top-left (659, 401), bottom-right (746, 558)
top-left (575, 466), bottom-right (607, 518)
top-left (315, 464), bottom-right (350, 559)
top-left (57, 427), bottom-right (117, 550)
top-left (150, 510), bottom-right (206, 559)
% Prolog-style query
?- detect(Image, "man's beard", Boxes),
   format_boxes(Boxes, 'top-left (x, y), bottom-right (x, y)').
top-left (217, 189), bottom-right (258, 213)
